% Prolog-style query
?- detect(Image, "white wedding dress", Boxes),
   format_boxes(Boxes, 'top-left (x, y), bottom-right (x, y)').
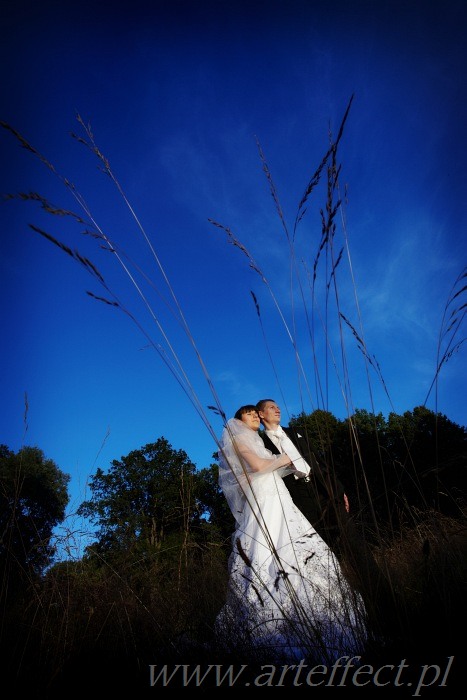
top-left (215, 418), bottom-right (367, 664)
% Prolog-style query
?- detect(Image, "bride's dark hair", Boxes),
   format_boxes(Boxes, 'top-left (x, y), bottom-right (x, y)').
top-left (234, 404), bottom-right (259, 420)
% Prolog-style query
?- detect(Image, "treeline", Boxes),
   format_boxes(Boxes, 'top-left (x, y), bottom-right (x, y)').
top-left (1, 405), bottom-right (466, 694)
top-left (289, 405), bottom-right (467, 530)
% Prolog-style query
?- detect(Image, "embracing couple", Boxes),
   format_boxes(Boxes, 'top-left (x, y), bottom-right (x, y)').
top-left (215, 398), bottom-right (389, 663)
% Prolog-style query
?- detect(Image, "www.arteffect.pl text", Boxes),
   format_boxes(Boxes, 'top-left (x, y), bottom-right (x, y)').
top-left (149, 655), bottom-right (454, 695)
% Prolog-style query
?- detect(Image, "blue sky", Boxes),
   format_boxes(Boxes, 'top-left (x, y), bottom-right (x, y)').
top-left (1, 0), bottom-right (466, 555)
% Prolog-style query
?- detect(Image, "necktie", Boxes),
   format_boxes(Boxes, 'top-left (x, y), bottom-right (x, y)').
top-left (267, 428), bottom-right (283, 450)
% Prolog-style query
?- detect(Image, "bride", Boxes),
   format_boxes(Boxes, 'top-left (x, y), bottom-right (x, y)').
top-left (215, 405), bottom-right (368, 664)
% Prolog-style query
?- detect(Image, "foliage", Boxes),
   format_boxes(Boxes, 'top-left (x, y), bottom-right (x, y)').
top-left (0, 444), bottom-right (69, 582)
top-left (289, 408), bottom-right (340, 458)
top-left (288, 406), bottom-right (466, 532)
top-left (386, 406), bottom-right (467, 515)
top-left (77, 437), bottom-right (210, 562)
top-left (194, 460), bottom-right (235, 541)
top-left (4, 506), bottom-right (466, 694)
top-left (0, 404), bottom-right (466, 692)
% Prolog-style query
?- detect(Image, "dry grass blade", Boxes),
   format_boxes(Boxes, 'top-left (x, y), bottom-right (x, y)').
top-left (250, 290), bottom-right (289, 409)
top-left (207, 405), bottom-right (227, 420)
top-left (28, 224), bottom-right (107, 285)
top-left (327, 246), bottom-right (344, 289)
top-left (424, 267), bottom-right (466, 405)
top-left (255, 137), bottom-right (290, 242)
top-left (0, 121), bottom-right (57, 173)
top-left (23, 392), bottom-right (29, 438)
top-left (2, 191), bottom-right (88, 223)
top-left (70, 113), bottom-right (112, 175)
top-left (339, 312), bottom-right (375, 368)
top-left (294, 94), bottom-right (354, 235)
top-left (210, 217), bottom-right (311, 398)
top-left (208, 218), bottom-right (265, 278)
top-left (86, 292), bottom-right (120, 307)
top-left (236, 537), bottom-right (252, 567)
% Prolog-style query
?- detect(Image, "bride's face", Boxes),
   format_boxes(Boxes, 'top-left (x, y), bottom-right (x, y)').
top-left (240, 410), bottom-right (261, 431)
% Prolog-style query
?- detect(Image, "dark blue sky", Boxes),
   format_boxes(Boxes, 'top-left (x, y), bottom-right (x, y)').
top-left (1, 0), bottom-right (466, 555)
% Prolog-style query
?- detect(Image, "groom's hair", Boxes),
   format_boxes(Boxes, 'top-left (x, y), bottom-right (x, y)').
top-left (256, 399), bottom-right (275, 413)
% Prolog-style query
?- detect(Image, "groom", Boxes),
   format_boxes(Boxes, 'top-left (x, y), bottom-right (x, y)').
top-left (256, 399), bottom-right (349, 551)
top-left (256, 398), bottom-right (394, 631)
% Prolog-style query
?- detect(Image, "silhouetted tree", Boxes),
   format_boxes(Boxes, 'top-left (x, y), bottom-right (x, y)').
top-left (77, 437), bottom-right (209, 565)
top-left (0, 444), bottom-right (69, 584)
top-left (287, 406), bottom-right (466, 531)
top-left (195, 458), bottom-right (235, 542)
top-left (386, 406), bottom-right (467, 517)
top-left (289, 409), bottom-right (340, 459)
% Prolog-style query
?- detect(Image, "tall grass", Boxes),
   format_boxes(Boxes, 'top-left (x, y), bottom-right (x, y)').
top-left (1, 99), bottom-right (466, 693)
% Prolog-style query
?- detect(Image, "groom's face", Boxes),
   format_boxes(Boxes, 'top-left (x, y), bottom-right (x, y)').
top-left (259, 401), bottom-right (281, 424)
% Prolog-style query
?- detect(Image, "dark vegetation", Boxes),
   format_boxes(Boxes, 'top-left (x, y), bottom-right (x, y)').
top-left (1, 406), bottom-right (466, 695)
